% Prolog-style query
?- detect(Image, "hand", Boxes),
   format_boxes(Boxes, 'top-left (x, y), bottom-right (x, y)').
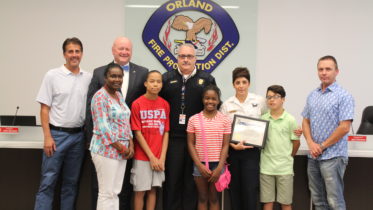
top-left (294, 127), bottom-right (303, 137)
top-left (150, 157), bottom-right (163, 171)
top-left (231, 141), bottom-right (253, 150)
top-left (308, 141), bottom-right (322, 158)
top-left (197, 163), bottom-right (212, 179)
top-left (209, 166), bottom-right (223, 183)
top-left (125, 140), bottom-right (134, 159)
top-left (124, 146), bottom-right (134, 159)
top-left (44, 136), bottom-right (56, 157)
top-left (112, 142), bottom-right (124, 152)
top-left (159, 158), bottom-right (166, 171)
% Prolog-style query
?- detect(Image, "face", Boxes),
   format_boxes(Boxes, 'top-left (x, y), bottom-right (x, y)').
top-left (233, 77), bottom-right (250, 97)
top-left (63, 43), bottom-right (82, 70)
top-left (112, 37), bottom-right (132, 66)
top-left (105, 67), bottom-right (124, 90)
top-left (266, 90), bottom-right (284, 110)
top-left (177, 45), bottom-right (196, 75)
top-left (317, 59), bottom-right (339, 87)
top-left (203, 90), bottom-right (220, 112)
top-left (144, 72), bottom-right (163, 95)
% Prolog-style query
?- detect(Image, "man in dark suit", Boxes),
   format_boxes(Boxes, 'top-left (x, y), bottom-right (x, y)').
top-left (86, 36), bottom-right (148, 210)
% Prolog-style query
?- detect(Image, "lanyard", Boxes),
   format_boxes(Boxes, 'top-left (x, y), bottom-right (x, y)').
top-left (180, 74), bottom-right (192, 114)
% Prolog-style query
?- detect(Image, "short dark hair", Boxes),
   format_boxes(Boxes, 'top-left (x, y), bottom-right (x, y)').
top-left (318, 55), bottom-right (338, 69)
top-left (62, 37), bottom-right (83, 53)
top-left (232, 67), bottom-right (250, 83)
top-left (202, 84), bottom-right (222, 109)
top-left (146, 70), bottom-right (162, 80)
top-left (104, 63), bottom-right (123, 78)
top-left (267, 85), bottom-right (286, 98)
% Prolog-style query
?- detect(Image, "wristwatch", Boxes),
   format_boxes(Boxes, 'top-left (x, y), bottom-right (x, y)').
top-left (319, 142), bottom-right (326, 151)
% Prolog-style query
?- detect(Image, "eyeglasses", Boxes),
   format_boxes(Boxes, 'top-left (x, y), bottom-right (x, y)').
top-left (178, 54), bottom-right (195, 59)
top-left (266, 95), bottom-right (282, 100)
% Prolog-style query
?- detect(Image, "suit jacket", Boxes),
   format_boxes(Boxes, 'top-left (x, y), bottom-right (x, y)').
top-left (85, 62), bottom-right (148, 142)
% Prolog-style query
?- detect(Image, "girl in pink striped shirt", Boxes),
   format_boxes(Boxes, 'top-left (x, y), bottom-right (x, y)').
top-left (187, 85), bottom-right (231, 210)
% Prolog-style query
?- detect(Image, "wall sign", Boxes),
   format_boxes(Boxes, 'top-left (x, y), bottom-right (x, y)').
top-left (143, 0), bottom-right (240, 73)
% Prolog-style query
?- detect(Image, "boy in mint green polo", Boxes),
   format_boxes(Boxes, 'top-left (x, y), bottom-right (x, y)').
top-left (260, 85), bottom-right (300, 210)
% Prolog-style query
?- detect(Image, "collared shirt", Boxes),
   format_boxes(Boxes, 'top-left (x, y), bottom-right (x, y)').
top-left (177, 67), bottom-right (197, 81)
top-left (220, 93), bottom-right (267, 121)
top-left (302, 82), bottom-right (354, 160)
top-left (120, 63), bottom-right (130, 100)
top-left (90, 87), bottom-right (132, 160)
top-left (260, 110), bottom-right (299, 175)
top-left (36, 65), bottom-right (92, 127)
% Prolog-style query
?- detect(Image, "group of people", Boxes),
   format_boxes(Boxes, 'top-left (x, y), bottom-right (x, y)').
top-left (34, 36), bottom-right (354, 210)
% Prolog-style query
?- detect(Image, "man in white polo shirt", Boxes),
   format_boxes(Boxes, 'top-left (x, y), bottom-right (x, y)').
top-left (34, 37), bottom-right (92, 210)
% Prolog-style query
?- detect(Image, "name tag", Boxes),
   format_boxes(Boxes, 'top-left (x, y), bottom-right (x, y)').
top-left (179, 114), bottom-right (186, 124)
top-left (348, 135), bottom-right (367, 142)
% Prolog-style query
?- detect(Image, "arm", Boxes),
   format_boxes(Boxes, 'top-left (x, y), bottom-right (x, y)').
top-left (187, 132), bottom-right (211, 178)
top-left (321, 120), bottom-right (352, 149)
top-left (91, 93), bottom-right (121, 148)
top-left (134, 130), bottom-right (162, 171)
top-left (110, 141), bottom-right (129, 155)
top-left (126, 137), bottom-right (134, 159)
top-left (293, 127), bottom-right (303, 137)
top-left (230, 141), bottom-right (254, 150)
top-left (291, 140), bottom-right (301, 157)
top-left (302, 118), bottom-right (322, 158)
top-left (209, 133), bottom-right (230, 182)
top-left (40, 104), bottom-right (56, 157)
top-left (85, 69), bottom-right (102, 144)
top-left (159, 131), bottom-right (169, 171)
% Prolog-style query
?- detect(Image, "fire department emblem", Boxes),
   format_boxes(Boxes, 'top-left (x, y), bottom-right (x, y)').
top-left (142, 0), bottom-right (240, 73)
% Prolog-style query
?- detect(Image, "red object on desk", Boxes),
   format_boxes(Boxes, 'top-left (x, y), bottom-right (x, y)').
top-left (0, 127), bottom-right (19, 134)
top-left (348, 135), bottom-right (367, 142)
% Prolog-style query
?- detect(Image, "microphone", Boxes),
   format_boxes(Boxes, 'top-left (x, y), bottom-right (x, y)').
top-left (12, 106), bottom-right (19, 126)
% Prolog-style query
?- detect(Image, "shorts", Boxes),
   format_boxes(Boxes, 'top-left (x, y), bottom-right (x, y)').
top-left (130, 159), bottom-right (165, 191)
top-left (193, 162), bottom-right (225, 177)
top-left (260, 173), bottom-right (293, 205)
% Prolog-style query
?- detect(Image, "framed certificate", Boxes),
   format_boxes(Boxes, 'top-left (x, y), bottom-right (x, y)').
top-left (230, 114), bottom-right (269, 148)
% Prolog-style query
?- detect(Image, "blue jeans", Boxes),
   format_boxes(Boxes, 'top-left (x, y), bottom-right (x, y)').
top-left (34, 130), bottom-right (85, 210)
top-left (307, 157), bottom-right (348, 210)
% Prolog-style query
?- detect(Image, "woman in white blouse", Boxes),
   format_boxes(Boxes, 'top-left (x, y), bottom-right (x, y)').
top-left (220, 67), bottom-right (266, 210)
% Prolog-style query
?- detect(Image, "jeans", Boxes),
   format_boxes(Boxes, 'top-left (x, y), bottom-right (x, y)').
top-left (34, 130), bottom-right (85, 210)
top-left (307, 157), bottom-right (348, 210)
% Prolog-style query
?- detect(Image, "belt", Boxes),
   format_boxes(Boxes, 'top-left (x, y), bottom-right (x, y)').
top-left (49, 124), bottom-right (83, 134)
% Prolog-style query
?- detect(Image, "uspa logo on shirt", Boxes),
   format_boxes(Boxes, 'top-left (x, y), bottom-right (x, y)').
top-left (142, 0), bottom-right (240, 73)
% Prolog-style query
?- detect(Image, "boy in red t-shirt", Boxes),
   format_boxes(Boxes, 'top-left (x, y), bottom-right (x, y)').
top-left (130, 70), bottom-right (170, 210)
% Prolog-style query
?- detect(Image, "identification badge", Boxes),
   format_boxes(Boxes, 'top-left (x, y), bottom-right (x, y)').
top-left (179, 114), bottom-right (186, 124)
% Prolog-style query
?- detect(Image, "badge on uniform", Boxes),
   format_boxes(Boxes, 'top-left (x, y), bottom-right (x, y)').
top-left (198, 79), bottom-right (204, 85)
top-left (179, 114), bottom-right (186, 124)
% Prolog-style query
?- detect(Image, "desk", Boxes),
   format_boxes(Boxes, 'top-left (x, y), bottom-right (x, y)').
top-left (0, 126), bottom-right (92, 210)
top-left (1, 128), bottom-right (373, 210)
top-left (0, 126), bottom-right (43, 148)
